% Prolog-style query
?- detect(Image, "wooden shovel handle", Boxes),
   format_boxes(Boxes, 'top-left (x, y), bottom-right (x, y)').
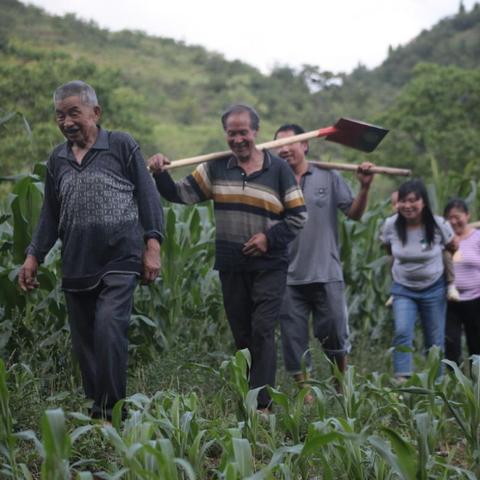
top-left (310, 160), bottom-right (411, 176)
top-left (165, 127), bottom-right (333, 170)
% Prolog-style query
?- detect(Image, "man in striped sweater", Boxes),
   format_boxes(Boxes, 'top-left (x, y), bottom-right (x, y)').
top-left (148, 104), bottom-right (307, 411)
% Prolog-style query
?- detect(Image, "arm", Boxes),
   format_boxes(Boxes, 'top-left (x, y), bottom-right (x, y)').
top-left (379, 216), bottom-right (394, 255)
top-left (18, 255), bottom-right (39, 291)
top-left (127, 145), bottom-right (164, 283)
top-left (149, 153), bottom-right (212, 205)
top-left (347, 162), bottom-right (375, 221)
top-left (19, 163), bottom-right (60, 291)
top-left (142, 238), bottom-right (161, 284)
top-left (445, 237), bottom-right (458, 253)
top-left (128, 145), bottom-right (164, 243)
top-left (264, 163), bottom-right (308, 251)
top-left (437, 216), bottom-right (457, 253)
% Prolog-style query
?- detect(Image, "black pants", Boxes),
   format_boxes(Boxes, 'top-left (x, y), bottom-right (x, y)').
top-left (219, 269), bottom-right (287, 409)
top-left (64, 273), bottom-right (138, 420)
top-left (445, 297), bottom-right (480, 364)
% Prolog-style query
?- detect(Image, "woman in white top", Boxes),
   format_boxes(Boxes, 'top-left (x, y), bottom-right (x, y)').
top-left (381, 180), bottom-right (455, 380)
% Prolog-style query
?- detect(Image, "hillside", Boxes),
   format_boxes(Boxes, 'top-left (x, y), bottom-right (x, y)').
top-left (0, 0), bottom-right (479, 177)
top-left (375, 2), bottom-right (480, 86)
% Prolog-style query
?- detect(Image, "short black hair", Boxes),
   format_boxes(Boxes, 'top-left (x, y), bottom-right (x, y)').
top-left (274, 123), bottom-right (309, 155)
top-left (221, 104), bottom-right (260, 131)
top-left (274, 123), bottom-right (305, 138)
top-left (444, 197), bottom-right (469, 217)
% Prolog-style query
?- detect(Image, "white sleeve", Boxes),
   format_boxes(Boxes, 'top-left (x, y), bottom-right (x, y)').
top-left (436, 216), bottom-right (454, 244)
top-left (379, 216), bottom-right (395, 244)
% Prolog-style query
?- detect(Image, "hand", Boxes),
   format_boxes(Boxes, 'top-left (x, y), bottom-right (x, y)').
top-left (142, 239), bottom-right (161, 284)
top-left (242, 233), bottom-right (268, 256)
top-left (357, 161), bottom-right (375, 189)
top-left (148, 153), bottom-right (171, 174)
top-left (18, 255), bottom-right (39, 292)
top-left (446, 237), bottom-right (459, 253)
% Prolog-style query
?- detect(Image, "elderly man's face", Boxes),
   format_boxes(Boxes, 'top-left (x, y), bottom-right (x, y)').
top-left (55, 96), bottom-right (100, 148)
top-left (225, 111), bottom-right (257, 162)
top-left (275, 130), bottom-right (308, 170)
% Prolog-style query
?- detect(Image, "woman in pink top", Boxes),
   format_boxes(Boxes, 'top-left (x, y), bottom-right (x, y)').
top-left (444, 198), bottom-right (480, 364)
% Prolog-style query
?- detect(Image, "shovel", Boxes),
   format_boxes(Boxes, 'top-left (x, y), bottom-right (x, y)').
top-left (165, 118), bottom-right (389, 171)
top-left (310, 161), bottom-right (411, 176)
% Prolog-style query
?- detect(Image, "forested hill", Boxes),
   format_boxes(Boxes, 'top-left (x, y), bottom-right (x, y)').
top-left (373, 2), bottom-right (480, 87)
top-left (1, 0), bottom-right (479, 178)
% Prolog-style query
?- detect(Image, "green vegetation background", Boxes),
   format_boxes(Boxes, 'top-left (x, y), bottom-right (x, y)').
top-left (1, 0), bottom-right (479, 184)
top-left (1, 1), bottom-right (480, 477)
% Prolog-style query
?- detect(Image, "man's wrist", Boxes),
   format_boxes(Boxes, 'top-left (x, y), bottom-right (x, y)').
top-left (146, 238), bottom-right (161, 251)
top-left (26, 253), bottom-right (39, 265)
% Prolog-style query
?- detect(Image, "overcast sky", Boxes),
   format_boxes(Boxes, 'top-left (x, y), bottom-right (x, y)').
top-left (24, 0), bottom-right (474, 73)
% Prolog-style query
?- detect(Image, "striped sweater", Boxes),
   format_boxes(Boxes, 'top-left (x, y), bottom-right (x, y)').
top-left (154, 150), bottom-right (307, 271)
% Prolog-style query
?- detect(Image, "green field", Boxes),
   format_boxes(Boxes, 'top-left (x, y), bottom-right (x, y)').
top-left (1, 169), bottom-right (480, 478)
top-left (1, 0), bottom-right (480, 477)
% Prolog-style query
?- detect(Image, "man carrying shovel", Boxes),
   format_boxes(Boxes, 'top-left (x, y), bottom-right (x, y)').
top-left (274, 123), bottom-right (375, 401)
top-left (148, 104), bottom-right (307, 412)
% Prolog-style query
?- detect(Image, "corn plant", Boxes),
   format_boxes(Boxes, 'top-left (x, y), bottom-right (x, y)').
top-left (148, 391), bottom-right (214, 476)
top-left (219, 349), bottom-right (252, 419)
top-left (426, 156), bottom-right (478, 217)
top-left (369, 428), bottom-right (418, 480)
top-left (266, 386), bottom-right (310, 445)
top-left (440, 356), bottom-right (480, 466)
top-left (15, 408), bottom-right (94, 480)
top-left (220, 436), bottom-right (255, 479)
top-left (100, 423), bottom-right (196, 480)
top-left (133, 203), bottom-right (225, 354)
top-left (0, 359), bottom-right (21, 479)
top-left (339, 200), bottom-right (392, 338)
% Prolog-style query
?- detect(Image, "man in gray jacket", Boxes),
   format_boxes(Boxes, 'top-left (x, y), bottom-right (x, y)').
top-left (19, 80), bottom-right (164, 421)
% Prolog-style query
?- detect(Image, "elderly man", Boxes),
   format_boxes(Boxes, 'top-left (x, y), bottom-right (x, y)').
top-left (274, 123), bottom-right (374, 399)
top-left (18, 80), bottom-right (164, 421)
top-left (148, 104), bottom-right (307, 411)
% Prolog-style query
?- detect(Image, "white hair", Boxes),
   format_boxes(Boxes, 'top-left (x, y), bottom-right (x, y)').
top-left (53, 80), bottom-right (98, 106)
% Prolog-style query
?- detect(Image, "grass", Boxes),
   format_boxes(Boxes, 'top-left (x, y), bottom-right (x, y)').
top-left (7, 323), bottom-right (478, 479)
top-left (10, 329), bottom-right (373, 460)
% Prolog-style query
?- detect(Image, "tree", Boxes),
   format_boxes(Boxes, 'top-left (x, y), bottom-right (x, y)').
top-left (377, 63), bottom-right (480, 177)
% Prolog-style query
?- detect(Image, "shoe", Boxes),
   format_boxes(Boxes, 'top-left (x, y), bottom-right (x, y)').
top-left (257, 407), bottom-right (272, 417)
top-left (294, 373), bottom-right (314, 404)
top-left (303, 393), bottom-right (314, 405)
top-left (385, 296), bottom-right (393, 307)
top-left (447, 285), bottom-right (460, 302)
top-left (393, 375), bottom-right (409, 385)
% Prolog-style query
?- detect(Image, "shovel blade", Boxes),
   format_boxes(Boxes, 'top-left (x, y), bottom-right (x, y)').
top-left (326, 118), bottom-right (389, 153)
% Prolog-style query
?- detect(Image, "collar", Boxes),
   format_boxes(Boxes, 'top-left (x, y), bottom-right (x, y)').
top-left (298, 161), bottom-right (314, 178)
top-left (56, 125), bottom-right (109, 159)
top-left (227, 149), bottom-right (272, 170)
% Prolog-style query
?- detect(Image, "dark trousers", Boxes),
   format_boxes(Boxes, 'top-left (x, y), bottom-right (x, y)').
top-left (219, 269), bottom-right (287, 409)
top-left (64, 273), bottom-right (138, 420)
top-left (445, 297), bottom-right (480, 364)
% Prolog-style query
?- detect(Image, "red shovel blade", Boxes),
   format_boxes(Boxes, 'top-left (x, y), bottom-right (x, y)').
top-left (325, 118), bottom-right (389, 153)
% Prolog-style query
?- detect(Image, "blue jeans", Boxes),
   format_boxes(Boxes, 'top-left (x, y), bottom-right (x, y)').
top-left (391, 276), bottom-right (446, 377)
